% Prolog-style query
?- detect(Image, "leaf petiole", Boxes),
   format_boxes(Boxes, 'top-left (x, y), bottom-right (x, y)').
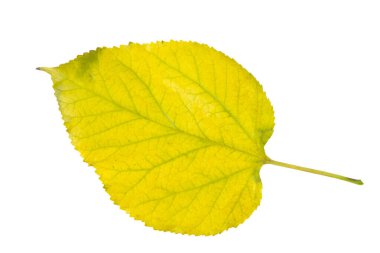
top-left (265, 159), bottom-right (363, 185)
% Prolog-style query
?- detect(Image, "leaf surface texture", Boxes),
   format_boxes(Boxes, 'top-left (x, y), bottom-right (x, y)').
top-left (45, 41), bottom-right (275, 235)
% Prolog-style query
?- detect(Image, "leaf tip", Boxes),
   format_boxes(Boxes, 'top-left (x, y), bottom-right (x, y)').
top-left (36, 67), bottom-right (56, 75)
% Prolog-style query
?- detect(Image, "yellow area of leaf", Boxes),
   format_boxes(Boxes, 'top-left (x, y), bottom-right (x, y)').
top-left (43, 41), bottom-right (275, 235)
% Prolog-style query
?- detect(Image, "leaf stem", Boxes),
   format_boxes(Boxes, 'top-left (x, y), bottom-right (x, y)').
top-left (265, 159), bottom-right (363, 185)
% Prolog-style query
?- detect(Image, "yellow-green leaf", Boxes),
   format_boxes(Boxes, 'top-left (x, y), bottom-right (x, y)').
top-left (40, 41), bottom-right (362, 235)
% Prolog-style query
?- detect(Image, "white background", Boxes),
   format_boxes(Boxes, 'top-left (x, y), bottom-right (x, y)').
top-left (1, 0), bottom-right (379, 252)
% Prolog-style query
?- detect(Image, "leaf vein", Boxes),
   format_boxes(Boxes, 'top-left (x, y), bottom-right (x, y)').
top-left (144, 49), bottom-right (257, 148)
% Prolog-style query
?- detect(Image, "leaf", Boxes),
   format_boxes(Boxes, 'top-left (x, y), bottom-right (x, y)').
top-left (39, 41), bottom-right (363, 235)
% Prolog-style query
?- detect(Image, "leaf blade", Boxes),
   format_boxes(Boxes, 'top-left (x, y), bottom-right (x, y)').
top-left (46, 41), bottom-right (274, 235)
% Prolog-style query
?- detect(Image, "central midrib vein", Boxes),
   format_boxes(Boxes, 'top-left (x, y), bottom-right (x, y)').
top-left (61, 77), bottom-right (261, 160)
